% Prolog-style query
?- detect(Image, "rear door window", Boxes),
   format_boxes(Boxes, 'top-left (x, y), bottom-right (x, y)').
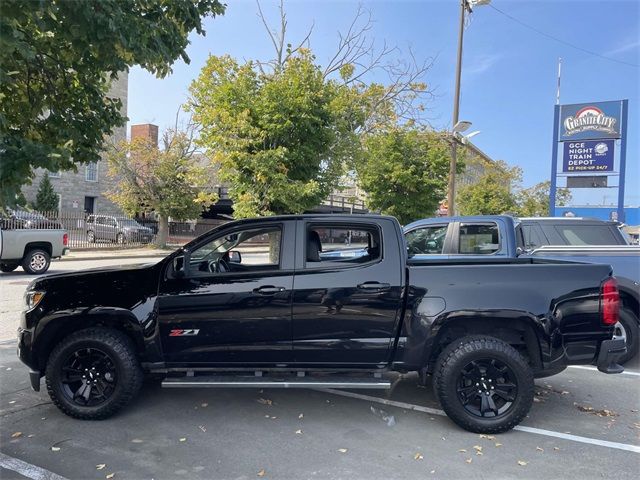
top-left (554, 225), bottom-right (619, 245)
top-left (305, 225), bottom-right (381, 268)
top-left (458, 223), bottom-right (500, 255)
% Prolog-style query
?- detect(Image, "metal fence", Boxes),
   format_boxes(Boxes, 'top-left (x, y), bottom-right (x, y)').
top-left (0, 210), bottom-right (228, 250)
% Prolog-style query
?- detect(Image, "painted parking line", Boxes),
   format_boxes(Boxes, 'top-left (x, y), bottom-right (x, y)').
top-left (320, 388), bottom-right (640, 454)
top-left (0, 452), bottom-right (68, 480)
top-left (568, 365), bottom-right (640, 376)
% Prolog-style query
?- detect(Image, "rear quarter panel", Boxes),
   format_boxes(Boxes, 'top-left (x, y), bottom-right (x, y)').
top-left (395, 261), bottom-right (613, 371)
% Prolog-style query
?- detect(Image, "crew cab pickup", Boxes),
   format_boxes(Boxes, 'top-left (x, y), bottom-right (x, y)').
top-left (404, 215), bottom-right (640, 364)
top-left (0, 224), bottom-right (68, 274)
top-left (18, 215), bottom-right (625, 433)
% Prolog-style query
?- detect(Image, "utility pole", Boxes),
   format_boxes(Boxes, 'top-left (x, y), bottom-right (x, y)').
top-left (447, 0), bottom-right (490, 216)
top-left (447, 0), bottom-right (467, 216)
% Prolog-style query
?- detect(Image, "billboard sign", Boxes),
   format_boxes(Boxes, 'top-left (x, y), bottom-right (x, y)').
top-left (562, 139), bottom-right (615, 172)
top-left (559, 101), bottom-right (622, 141)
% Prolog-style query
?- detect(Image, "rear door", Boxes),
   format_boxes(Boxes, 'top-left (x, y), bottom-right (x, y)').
top-left (291, 218), bottom-right (404, 366)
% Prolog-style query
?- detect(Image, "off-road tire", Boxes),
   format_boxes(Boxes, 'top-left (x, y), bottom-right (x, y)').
top-left (433, 335), bottom-right (534, 433)
top-left (0, 263), bottom-right (19, 273)
top-left (617, 308), bottom-right (639, 365)
top-left (21, 249), bottom-right (51, 274)
top-left (45, 328), bottom-right (143, 420)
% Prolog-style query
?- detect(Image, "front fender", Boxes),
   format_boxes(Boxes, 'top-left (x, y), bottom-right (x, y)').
top-left (30, 304), bottom-right (160, 372)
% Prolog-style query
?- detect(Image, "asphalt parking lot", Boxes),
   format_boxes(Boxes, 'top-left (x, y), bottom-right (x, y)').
top-left (1, 257), bottom-right (639, 479)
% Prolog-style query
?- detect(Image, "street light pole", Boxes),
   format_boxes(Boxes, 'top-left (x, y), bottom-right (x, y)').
top-left (447, 0), bottom-right (490, 216)
top-left (447, 0), bottom-right (467, 217)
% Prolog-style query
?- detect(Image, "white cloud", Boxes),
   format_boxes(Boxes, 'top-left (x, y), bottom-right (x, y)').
top-left (605, 39), bottom-right (640, 56)
top-left (464, 53), bottom-right (503, 75)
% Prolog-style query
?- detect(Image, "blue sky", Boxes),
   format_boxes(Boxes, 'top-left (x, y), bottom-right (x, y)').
top-left (128, 0), bottom-right (639, 206)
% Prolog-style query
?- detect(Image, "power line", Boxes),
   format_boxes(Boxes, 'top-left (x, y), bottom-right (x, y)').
top-left (488, 4), bottom-right (639, 68)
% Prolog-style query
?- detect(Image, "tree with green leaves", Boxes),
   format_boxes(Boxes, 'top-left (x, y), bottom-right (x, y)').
top-left (188, 1), bottom-right (435, 218)
top-left (106, 127), bottom-right (218, 247)
top-left (356, 128), bottom-right (460, 225)
top-left (0, 0), bottom-right (225, 209)
top-left (457, 160), bottom-right (522, 216)
top-left (188, 51), bottom-right (347, 218)
top-left (516, 181), bottom-right (572, 217)
top-left (33, 171), bottom-right (58, 211)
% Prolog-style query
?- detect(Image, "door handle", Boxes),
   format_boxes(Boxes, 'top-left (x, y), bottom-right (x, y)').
top-left (357, 282), bottom-right (390, 291)
top-left (253, 285), bottom-right (286, 295)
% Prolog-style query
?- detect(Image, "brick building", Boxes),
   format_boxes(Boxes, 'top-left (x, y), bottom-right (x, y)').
top-left (21, 72), bottom-right (129, 215)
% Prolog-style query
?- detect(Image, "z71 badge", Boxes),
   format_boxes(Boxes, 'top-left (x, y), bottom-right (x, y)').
top-left (169, 329), bottom-right (200, 337)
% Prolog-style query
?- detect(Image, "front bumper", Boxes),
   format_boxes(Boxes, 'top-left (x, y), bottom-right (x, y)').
top-left (596, 338), bottom-right (626, 374)
top-left (17, 326), bottom-right (41, 391)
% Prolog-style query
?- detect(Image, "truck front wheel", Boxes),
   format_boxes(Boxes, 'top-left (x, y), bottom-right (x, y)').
top-left (45, 328), bottom-right (143, 420)
top-left (433, 336), bottom-right (534, 433)
top-left (0, 263), bottom-right (19, 272)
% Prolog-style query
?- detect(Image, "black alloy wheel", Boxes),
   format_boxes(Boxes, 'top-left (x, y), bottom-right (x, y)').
top-left (60, 347), bottom-right (117, 407)
top-left (456, 358), bottom-right (518, 418)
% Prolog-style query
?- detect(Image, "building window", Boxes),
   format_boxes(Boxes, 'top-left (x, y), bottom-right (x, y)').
top-left (85, 162), bottom-right (98, 182)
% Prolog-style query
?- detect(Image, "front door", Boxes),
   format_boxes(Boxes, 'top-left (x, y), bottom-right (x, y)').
top-left (158, 221), bottom-right (295, 365)
top-left (291, 219), bottom-right (404, 366)
top-left (84, 196), bottom-right (95, 214)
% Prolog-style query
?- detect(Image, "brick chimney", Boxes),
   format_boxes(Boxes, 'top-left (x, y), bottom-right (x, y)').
top-left (131, 124), bottom-right (159, 146)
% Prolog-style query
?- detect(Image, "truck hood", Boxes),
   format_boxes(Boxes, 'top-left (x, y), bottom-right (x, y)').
top-left (26, 262), bottom-right (163, 311)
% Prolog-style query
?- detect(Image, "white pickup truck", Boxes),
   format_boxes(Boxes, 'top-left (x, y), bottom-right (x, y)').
top-left (0, 226), bottom-right (68, 274)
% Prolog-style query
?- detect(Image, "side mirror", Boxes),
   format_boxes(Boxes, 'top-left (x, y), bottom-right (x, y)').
top-left (228, 250), bottom-right (242, 263)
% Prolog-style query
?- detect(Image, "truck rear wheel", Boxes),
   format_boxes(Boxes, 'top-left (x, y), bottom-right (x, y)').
top-left (45, 328), bottom-right (143, 420)
top-left (615, 308), bottom-right (638, 365)
top-left (433, 336), bottom-right (534, 433)
top-left (21, 249), bottom-right (51, 274)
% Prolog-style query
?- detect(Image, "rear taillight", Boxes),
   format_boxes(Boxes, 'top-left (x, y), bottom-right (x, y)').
top-left (63, 233), bottom-right (68, 246)
top-left (601, 277), bottom-right (619, 326)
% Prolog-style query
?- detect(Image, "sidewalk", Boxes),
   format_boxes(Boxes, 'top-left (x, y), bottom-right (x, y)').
top-left (61, 247), bottom-right (171, 261)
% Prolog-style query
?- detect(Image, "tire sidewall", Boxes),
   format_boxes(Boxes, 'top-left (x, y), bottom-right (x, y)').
top-left (618, 308), bottom-right (639, 364)
top-left (87, 230), bottom-right (95, 242)
top-left (435, 337), bottom-right (534, 433)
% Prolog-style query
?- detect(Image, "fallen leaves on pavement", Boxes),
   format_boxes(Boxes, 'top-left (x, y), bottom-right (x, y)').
top-left (96, 464), bottom-right (106, 470)
top-left (574, 403), bottom-right (619, 417)
top-left (414, 453), bottom-right (423, 461)
top-left (517, 460), bottom-right (528, 466)
top-left (11, 432), bottom-right (22, 438)
top-left (257, 469), bottom-right (265, 477)
top-left (257, 398), bottom-right (273, 406)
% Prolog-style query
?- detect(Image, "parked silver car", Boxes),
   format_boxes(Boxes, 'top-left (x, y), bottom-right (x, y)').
top-left (86, 215), bottom-right (153, 244)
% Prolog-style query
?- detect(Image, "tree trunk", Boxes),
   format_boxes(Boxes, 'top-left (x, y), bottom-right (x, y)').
top-left (156, 215), bottom-right (169, 248)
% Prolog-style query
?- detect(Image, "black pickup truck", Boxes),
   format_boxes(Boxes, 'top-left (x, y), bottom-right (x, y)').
top-left (18, 215), bottom-right (625, 433)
